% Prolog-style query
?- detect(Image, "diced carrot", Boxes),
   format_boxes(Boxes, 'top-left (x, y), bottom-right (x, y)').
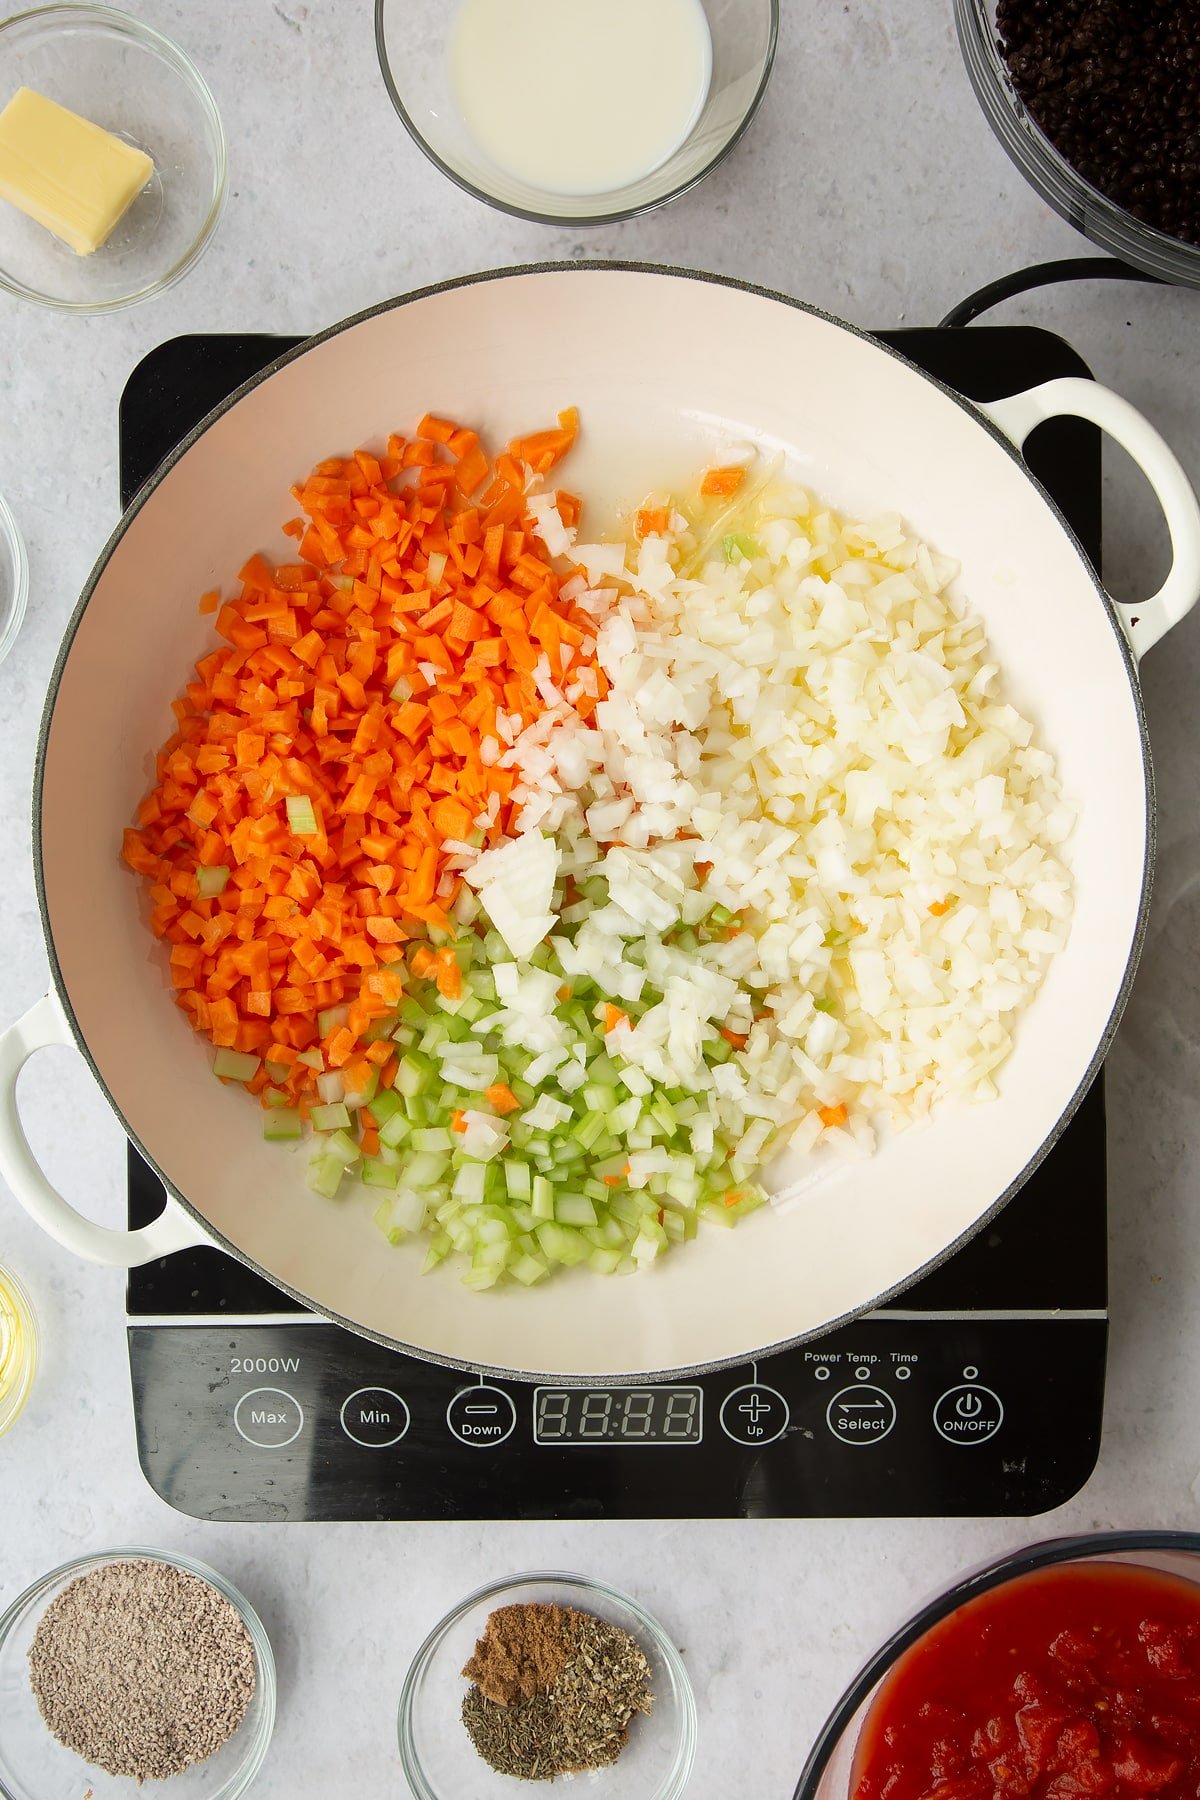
top-left (123, 406), bottom-right (596, 1116)
top-left (635, 507), bottom-right (670, 539)
top-left (701, 466), bottom-right (745, 497)
top-left (720, 1027), bottom-right (748, 1049)
top-left (928, 899), bottom-right (953, 916)
top-left (451, 1109), bottom-right (468, 1133)
top-left (818, 1103), bottom-right (848, 1129)
top-left (485, 1083), bottom-right (520, 1115)
top-left (604, 1004), bottom-right (630, 1033)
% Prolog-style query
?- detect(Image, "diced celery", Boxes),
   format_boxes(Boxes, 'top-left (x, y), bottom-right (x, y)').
top-left (196, 864), bottom-right (229, 898)
top-left (263, 1085), bottom-right (291, 1108)
top-left (324, 1129), bottom-right (362, 1167)
top-left (510, 1253), bottom-right (549, 1287)
top-left (575, 1110), bottom-right (607, 1151)
top-left (396, 1053), bottom-right (432, 1097)
top-left (453, 1164), bottom-right (487, 1204)
top-left (297, 1047), bottom-right (324, 1071)
top-left (362, 1157), bottom-right (400, 1189)
top-left (531, 1175), bottom-right (555, 1221)
top-left (504, 1160), bottom-right (531, 1201)
top-left (286, 794), bottom-right (318, 836)
top-left (461, 1265), bottom-right (501, 1291)
top-left (317, 1004), bottom-right (349, 1038)
top-left (264, 1108), bottom-right (302, 1141)
top-left (404, 1151), bottom-right (450, 1189)
top-left (379, 1109), bottom-right (411, 1149)
top-left (587, 1246), bottom-right (624, 1275)
top-left (312, 1102), bottom-right (351, 1132)
top-left (371, 1089), bottom-right (403, 1124)
top-left (536, 1222), bottom-right (588, 1266)
top-left (213, 1048), bottom-right (261, 1082)
top-left (412, 1126), bottom-right (453, 1154)
top-left (306, 1154), bottom-right (344, 1199)
top-left (555, 1193), bottom-right (597, 1227)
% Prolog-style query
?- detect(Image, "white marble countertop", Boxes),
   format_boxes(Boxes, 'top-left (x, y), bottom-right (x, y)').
top-left (3, 3), bottom-right (1200, 1796)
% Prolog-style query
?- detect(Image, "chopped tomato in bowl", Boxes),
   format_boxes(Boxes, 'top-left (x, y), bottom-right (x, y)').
top-left (793, 1535), bottom-right (1200, 1800)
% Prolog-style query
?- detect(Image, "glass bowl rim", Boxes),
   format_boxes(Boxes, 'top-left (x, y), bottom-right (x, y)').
top-left (0, 492), bottom-right (30, 668)
top-left (0, 2), bottom-right (228, 313)
top-left (953, 0), bottom-right (1200, 286)
top-left (792, 1529), bottom-right (1200, 1800)
top-left (0, 1544), bottom-right (276, 1797)
top-left (397, 1567), bottom-right (698, 1799)
top-left (373, 0), bottom-right (780, 227)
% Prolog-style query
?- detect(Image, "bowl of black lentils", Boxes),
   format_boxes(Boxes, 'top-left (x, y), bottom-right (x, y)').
top-left (398, 1571), bottom-right (696, 1797)
top-left (0, 1547), bottom-right (276, 1797)
top-left (956, 0), bottom-right (1200, 285)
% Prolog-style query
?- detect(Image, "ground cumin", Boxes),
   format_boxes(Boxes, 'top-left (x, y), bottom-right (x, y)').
top-left (461, 1601), bottom-right (580, 1705)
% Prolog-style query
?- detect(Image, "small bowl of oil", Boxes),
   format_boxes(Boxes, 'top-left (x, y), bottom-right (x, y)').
top-left (0, 1265), bottom-right (38, 1437)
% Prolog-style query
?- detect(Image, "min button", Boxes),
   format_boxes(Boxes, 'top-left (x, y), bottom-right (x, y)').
top-left (340, 1386), bottom-right (410, 1448)
top-left (233, 1386), bottom-right (304, 1448)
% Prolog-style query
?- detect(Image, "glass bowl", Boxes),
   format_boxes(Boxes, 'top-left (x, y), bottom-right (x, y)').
top-left (0, 1264), bottom-right (37, 1438)
top-left (0, 1547), bottom-right (276, 1798)
top-left (792, 1529), bottom-right (1200, 1800)
top-left (955, 0), bottom-right (1200, 288)
top-left (0, 6), bottom-right (226, 311)
top-left (398, 1570), bottom-right (697, 1798)
top-left (0, 491), bottom-right (29, 667)
top-left (375, 0), bottom-right (778, 225)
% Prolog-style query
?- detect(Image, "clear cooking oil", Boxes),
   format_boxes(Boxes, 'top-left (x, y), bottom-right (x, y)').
top-left (0, 1264), bottom-right (37, 1437)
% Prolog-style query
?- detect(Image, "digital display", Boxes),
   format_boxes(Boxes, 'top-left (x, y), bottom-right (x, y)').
top-left (533, 1387), bottom-right (703, 1446)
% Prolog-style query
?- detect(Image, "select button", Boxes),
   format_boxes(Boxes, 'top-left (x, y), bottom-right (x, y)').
top-left (340, 1386), bottom-right (411, 1448)
top-left (233, 1386), bottom-right (304, 1448)
top-left (825, 1384), bottom-right (897, 1446)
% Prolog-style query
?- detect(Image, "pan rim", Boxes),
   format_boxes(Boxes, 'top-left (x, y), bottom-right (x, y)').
top-left (32, 262), bottom-right (1151, 1382)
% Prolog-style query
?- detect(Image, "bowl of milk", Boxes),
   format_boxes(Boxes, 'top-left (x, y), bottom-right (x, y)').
top-left (375, 0), bottom-right (778, 223)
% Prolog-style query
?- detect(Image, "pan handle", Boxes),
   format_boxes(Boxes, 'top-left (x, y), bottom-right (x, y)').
top-left (0, 992), bottom-right (210, 1267)
top-left (978, 376), bottom-right (1200, 662)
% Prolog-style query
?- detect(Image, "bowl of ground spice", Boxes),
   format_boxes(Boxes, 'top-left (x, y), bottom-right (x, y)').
top-left (398, 1572), bottom-right (696, 1796)
top-left (956, 0), bottom-right (1200, 286)
top-left (0, 1548), bottom-right (275, 1797)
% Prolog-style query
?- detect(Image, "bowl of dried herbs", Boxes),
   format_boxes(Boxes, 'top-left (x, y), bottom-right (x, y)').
top-left (398, 1571), bottom-right (697, 1796)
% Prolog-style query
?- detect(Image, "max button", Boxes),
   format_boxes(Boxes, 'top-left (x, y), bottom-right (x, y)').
top-left (447, 1386), bottom-right (516, 1447)
top-left (234, 1386), bottom-right (304, 1448)
top-left (933, 1383), bottom-right (1003, 1445)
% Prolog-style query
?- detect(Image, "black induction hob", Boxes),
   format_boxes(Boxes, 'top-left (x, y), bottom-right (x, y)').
top-left (122, 327), bottom-right (1107, 1522)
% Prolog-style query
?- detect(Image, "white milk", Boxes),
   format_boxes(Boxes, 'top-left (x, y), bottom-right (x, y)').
top-left (450, 0), bottom-right (713, 197)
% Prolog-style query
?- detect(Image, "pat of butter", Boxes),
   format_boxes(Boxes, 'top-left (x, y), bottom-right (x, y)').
top-left (0, 87), bottom-right (154, 256)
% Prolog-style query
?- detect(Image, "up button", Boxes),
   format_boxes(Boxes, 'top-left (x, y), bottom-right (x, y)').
top-left (933, 1369), bottom-right (1003, 1445)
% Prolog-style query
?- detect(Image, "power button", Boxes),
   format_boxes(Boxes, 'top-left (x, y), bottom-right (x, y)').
top-left (933, 1373), bottom-right (1003, 1446)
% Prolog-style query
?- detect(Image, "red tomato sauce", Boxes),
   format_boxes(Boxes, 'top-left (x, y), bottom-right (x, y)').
top-left (851, 1562), bottom-right (1200, 1800)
